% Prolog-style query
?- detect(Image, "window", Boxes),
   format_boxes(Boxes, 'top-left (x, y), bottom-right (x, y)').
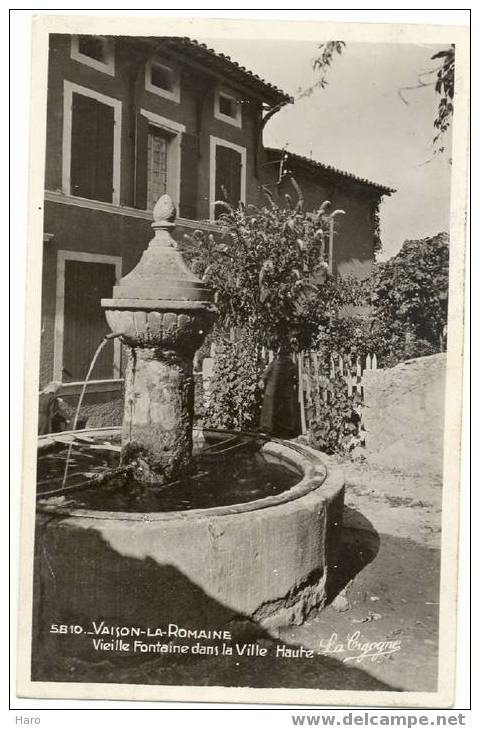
top-left (62, 82), bottom-right (122, 205)
top-left (147, 127), bottom-right (170, 210)
top-left (78, 36), bottom-right (106, 62)
top-left (209, 137), bottom-right (246, 219)
top-left (145, 59), bottom-right (180, 102)
top-left (54, 252), bottom-right (122, 383)
top-left (214, 89), bottom-right (242, 127)
top-left (219, 95), bottom-right (235, 117)
top-left (135, 109), bottom-right (185, 210)
top-left (151, 64), bottom-right (174, 93)
top-left (71, 35), bottom-right (115, 75)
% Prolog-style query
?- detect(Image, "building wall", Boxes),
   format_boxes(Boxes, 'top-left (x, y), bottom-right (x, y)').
top-left (41, 35), bottom-right (388, 394)
top-left (46, 35), bottom-right (262, 216)
top-left (197, 88), bottom-right (262, 218)
top-left (263, 160), bottom-right (384, 279)
top-left (41, 34), bottom-right (265, 389)
top-left (40, 198), bottom-right (214, 389)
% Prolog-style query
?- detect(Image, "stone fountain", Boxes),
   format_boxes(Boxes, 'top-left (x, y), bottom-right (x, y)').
top-left (101, 195), bottom-right (216, 483)
top-left (33, 196), bottom-right (345, 682)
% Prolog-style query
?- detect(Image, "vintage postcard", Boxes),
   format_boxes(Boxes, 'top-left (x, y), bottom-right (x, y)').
top-left (16, 14), bottom-right (469, 707)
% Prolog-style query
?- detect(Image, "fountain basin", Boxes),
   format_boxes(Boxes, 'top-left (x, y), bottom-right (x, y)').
top-left (34, 428), bottom-right (344, 634)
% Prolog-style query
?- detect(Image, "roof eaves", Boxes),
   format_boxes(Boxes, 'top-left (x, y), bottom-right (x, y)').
top-left (266, 147), bottom-right (396, 196)
top-left (153, 36), bottom-right (293, 106)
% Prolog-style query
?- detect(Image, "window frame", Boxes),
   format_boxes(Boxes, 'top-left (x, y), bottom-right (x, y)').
top-left (62, 81), bottom-right (122, 205)
top-left (53, 250), bottom-right (122, 383)
top-left (214, 88), bottom-right (242, 128)
top-left (146, 128), bottom-right (170, 210)
top-left (140, 109), bottom-right (186, 209)
top-left (209, 136), bottom-right (247, 220)
top-left (70, 35), bottom-right (115, 76)
top-left (145, 59), bottom-right (180, 103)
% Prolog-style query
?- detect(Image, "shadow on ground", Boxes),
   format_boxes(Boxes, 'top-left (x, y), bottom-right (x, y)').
top-left (282, 513), bottom-right (440, 693)
top-left (326, 507), bottom-right (380, 603)
top-left (32, 519), bottom-right (397, 692)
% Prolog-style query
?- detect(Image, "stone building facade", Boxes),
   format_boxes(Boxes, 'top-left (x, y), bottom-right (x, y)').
top-left (40, 33), bottom-right (394, 399)
top-left (41, 34), bottom-right (291, 394)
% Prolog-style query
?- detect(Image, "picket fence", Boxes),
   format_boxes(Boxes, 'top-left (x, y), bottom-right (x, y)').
top-left (294, 350), bottom-right (377, 436)
top-left (195, 345), bottom-right (378, 435)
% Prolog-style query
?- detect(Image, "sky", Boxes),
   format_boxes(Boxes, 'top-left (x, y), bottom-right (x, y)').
top-left (203, 38), bottom-right (453, 260)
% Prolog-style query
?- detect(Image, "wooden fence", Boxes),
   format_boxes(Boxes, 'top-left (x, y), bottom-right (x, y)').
top-left (295, 351), bottom-right (377, 435)
top-left (195, 344), bottom-right (378, 435)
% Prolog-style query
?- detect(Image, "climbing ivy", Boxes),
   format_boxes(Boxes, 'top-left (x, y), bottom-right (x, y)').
top-left (204, 330), bottom-right (263, 431)
top-left (307, 373), bottom-right (362, 454)
top-left (371, 200), bottom-right (383, 258)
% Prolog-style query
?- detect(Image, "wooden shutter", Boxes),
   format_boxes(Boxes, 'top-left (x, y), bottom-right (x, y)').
top-left (70, 93), bottom-right (114, 203)
top-left (94, 101), bottom-right (115, 202)
top-left (63, 260), bottom-right (116, 381)
top-left (134, 111), bottom-right (149, 209)
top-left (180, 132), bottom-right (198, 220)
top-left (215, 145), bottom-right (241, 218)
top-left (228, 148), bottom-right (242, 208)
top-left (70, 94), bottom-right (97, 200)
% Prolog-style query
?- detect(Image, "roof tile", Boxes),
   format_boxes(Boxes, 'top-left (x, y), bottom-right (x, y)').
top-left (154, 36), bottom-right (292, 106)
top-left (266, 147), bottom-right (396, 195)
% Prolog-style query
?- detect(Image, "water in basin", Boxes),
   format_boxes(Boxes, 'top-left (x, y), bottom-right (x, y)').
top-left (36, 429), bottom-right (302, 513)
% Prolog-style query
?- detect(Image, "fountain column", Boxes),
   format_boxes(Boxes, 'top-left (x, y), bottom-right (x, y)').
top-left (102, 195), bottom-right (216, 482)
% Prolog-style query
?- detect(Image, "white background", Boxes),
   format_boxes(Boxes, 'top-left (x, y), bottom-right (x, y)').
top-left (8, 5), bottom-right (473, 726)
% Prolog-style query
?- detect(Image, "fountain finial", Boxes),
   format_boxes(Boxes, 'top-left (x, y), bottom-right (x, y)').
top-left (152, 194), bottom-right (176, 230)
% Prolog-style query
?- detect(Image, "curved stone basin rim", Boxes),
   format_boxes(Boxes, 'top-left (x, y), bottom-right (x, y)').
top-left (101, 299), bottom-right (217, 311)
top-left (37, 426), bottom-right (328, 521)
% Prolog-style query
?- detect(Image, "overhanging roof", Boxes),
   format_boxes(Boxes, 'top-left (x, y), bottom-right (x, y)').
top-left (266, 147), bottom-right (396, 196)
top-left (145, 36), bottom-right (293, 107)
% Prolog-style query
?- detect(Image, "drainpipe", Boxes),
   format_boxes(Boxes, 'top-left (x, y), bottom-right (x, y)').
top-left (256, 98), bottom-right (292, 177)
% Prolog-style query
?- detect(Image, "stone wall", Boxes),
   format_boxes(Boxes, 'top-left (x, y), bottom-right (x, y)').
top-left (362, 354), bottom-right (447, 476)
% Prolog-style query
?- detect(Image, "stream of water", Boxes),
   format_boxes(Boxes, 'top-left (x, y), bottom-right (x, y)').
top-left (61, 333), bottom-right (120, 489)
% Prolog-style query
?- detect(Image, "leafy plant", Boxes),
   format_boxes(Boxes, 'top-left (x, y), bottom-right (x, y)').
top-left (296, 41), bottom-right (346, 99)
top-left (311, 42), bottom-right (455, 153)
top-left (313, 314), bottom-right (372, 361)
top-left (183, 192), bottom-right (363, 435)
top-left (366, 232), bottom-right (449, 361)
top-left (204, 330), bottom-right (263, 431)
top-left (184, 192), bottom-right (344, 352)
top-left (184, 201), bottom-right (449, 452)
top-left (371, 199), bottom-right (383, 258)
top-left (311, 231), bottom-right (449, 375)
top-left (306, 234), bottom-right (449, 451)
top-left (432, 45), bottom-right (455, 153)
top-left (307, 373), bottom-right (362, 454)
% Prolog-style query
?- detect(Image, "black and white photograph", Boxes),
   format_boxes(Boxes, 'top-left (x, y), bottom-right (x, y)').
top-left (15, 13), bottom-right (469, 708)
